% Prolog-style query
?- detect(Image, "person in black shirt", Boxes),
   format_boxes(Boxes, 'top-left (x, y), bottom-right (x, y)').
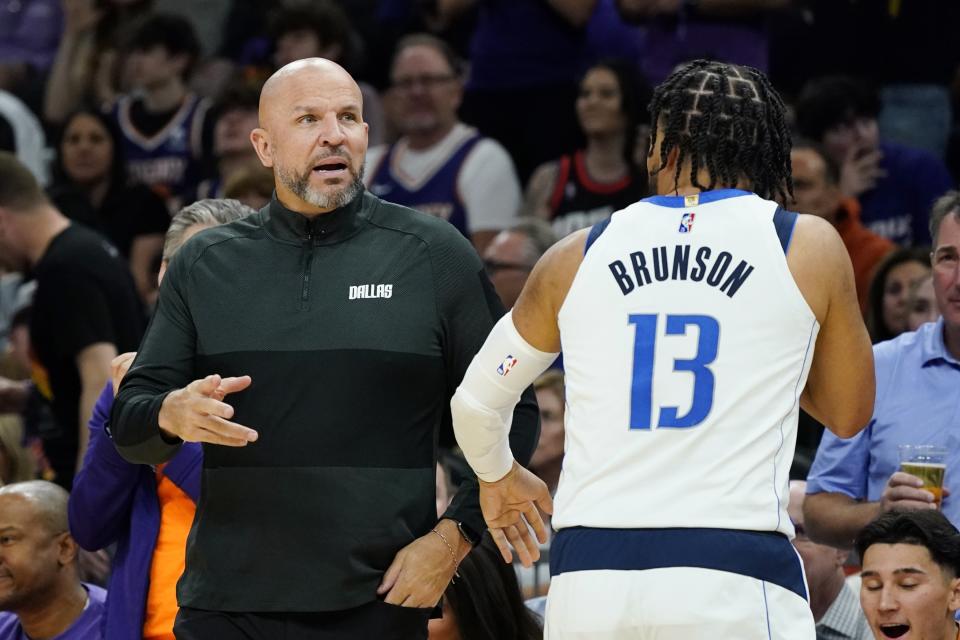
top-left (0, 152), bottom-right (144, 490)
top-left (48, 109), bottom-right (171, 305)
top-left (111, 58), bottom-right (539, 639)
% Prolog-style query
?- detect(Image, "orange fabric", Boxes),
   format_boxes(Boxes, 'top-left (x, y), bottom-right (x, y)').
top-left (834, 197), bottom-right (896, 312)
top-left (143, 464), bottom-right (195, 640)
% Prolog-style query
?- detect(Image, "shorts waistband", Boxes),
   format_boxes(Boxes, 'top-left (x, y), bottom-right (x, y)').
top-left (550, 527), bottom-right (807, 600)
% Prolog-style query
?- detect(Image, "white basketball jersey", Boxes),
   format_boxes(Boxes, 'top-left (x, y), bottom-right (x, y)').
top-left (552, 190), bottom-right (818, 537)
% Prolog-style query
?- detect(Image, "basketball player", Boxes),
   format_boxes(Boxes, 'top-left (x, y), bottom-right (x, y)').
top-left (451, 59), bottom-right (876, 638)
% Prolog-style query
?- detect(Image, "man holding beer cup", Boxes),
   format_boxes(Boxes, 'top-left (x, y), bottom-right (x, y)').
top-left (805, 191), bottom-right (960, 548)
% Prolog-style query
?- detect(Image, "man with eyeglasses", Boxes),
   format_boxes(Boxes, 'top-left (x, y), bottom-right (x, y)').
top-left (0, 481), bottom-right (106, 640)
top-left (366, 34), bottom-right (520, 255)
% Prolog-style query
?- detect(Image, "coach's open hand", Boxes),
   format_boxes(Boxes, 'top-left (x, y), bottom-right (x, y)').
top-left (480, 461), bottom-right (553, 567)
top-left (377, 518), bottom-right (469, 607)
top-left (158, 374), bottom-right (258, 446)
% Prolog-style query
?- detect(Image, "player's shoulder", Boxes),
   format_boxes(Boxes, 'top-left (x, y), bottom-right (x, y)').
top-left (790, 213), bottom-right (846, 258)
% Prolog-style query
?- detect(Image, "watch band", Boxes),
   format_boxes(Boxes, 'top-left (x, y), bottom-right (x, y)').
top-left (454, 520), bottom-right (480, 546)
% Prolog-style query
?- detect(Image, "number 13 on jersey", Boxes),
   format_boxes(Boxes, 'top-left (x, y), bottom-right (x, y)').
top-left (628, 314), bottom-right (720, 430)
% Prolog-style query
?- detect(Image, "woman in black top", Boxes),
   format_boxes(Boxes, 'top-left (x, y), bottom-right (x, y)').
top-left (522, 59), bottom-right (650, 239)
top-left (48, 109), bottom-right (171, 304)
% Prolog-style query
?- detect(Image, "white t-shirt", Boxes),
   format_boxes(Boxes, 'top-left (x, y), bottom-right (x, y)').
top-left (365, 123), bottom-right (520, 232)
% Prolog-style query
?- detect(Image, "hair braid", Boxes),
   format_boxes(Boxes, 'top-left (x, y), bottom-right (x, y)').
top-left (647, 60), bottom-right (793, 201)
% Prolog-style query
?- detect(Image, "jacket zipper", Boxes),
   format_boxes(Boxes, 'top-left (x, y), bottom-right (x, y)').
top-left (301, 222), bottom-right (316, 303)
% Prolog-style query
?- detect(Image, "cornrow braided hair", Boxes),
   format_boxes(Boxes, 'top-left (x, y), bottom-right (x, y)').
top-left (648, 59), bottom-right (793, 202)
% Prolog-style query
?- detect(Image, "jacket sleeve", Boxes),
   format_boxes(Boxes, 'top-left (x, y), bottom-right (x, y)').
top-left (68, 383), bottom-right (141, 550)
top-left (110, 247), bottom-right (198, 464)
top-left (433, 228), bottom-right (540, 541)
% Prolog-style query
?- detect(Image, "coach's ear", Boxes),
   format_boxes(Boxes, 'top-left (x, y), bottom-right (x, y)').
top-left (250, 128), bottom-right (274, 168)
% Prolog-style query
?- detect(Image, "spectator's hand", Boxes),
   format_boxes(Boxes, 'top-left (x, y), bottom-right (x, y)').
top-left (158, 374), bottom-right (258, 446)
top-left (880, 471), bottom-right (940, 512)
top-left (479, 461), bottom-right (553, 567)
top-left (62, 0), bottom-right (102, 34)
top-left (110, 352), bottom-right (136, 395)
top-left (839, 146), bottom-right (886, 198)
top-left (376, 519), bottom-right (463, 607)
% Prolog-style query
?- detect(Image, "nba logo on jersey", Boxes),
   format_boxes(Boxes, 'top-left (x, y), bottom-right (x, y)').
top-left (678, 213), bottom-right (696, 233)
top-left (497, 355), bottom-right (518, 376)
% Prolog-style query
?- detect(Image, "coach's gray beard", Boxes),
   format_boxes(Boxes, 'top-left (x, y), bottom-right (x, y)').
top-left (280, 163), bottom-right (365, 210)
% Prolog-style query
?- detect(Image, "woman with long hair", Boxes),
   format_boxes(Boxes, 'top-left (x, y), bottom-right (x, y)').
top-left (865, 247), bottom-right (932, 343)
top-left (429, 534), bottom-right (542, 640)
top-left (523, 59), bottom-right (649, 239)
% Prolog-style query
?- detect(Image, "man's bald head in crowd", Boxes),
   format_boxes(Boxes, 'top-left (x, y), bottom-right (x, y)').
top-left (0, 481), bottom-right (68, 536)
top-left (250, 58), bottom-right (368, 215)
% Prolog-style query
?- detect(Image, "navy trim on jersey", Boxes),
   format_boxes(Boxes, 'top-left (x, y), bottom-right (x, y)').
top-left (773, 207), bottom-right (799, 254)
top-left (642, 188), bottom-right (752, 208)
top-left (550, 527), bottom-right (808, 601)
top-left (583, 217), bottom-right (612, 255)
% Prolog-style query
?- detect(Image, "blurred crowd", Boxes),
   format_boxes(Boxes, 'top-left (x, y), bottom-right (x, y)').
top-left (1, 1), bottom-right (959, 639)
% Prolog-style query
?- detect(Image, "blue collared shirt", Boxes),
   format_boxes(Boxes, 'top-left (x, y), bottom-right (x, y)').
top-left (807, 318), bottom-right (960, 526)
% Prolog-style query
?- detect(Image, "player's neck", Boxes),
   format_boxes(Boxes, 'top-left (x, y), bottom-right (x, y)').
top-left (142, 78), bottom-right (187, 114)
top-left (16, 581), bottom-right (87, 640)
top-left (658, 165), bottom-right (749, 197)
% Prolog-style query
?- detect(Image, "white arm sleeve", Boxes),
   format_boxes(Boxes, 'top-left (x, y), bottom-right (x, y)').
top-left (451, 312), bottom-right (559, 482)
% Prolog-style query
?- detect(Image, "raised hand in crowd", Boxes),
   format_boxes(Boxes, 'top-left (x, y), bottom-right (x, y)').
top-left (839, 145), bottom-right (887, 199)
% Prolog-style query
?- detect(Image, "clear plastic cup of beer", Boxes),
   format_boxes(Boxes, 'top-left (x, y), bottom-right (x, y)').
top-left (898, 444), bottom-right (948, 508)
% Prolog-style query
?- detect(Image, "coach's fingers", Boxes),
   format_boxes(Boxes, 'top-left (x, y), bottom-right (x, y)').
top-left (187, 374), bottom-right (222, 396)
top-left (183, 426), bottom-right (250, 447)
top-left (216, 376), bottom-right (252, 397)
top-left (198, 415), bottom-right (258, 442)
top-left (377, 553), bottom-right (404, 596)
top-left (191, 396), bottom-right (238, 420)
top-left (489, 528), bottom-right (513, 564)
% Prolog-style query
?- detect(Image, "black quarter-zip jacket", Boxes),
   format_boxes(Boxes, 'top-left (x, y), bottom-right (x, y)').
top-left (111, 191), bottom-right (539, 612)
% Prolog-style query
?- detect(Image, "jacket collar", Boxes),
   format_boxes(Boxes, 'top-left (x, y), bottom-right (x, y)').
top-left (262, 190), bottom-right (366, 245)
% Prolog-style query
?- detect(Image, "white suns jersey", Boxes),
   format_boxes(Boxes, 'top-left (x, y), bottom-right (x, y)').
top-left (552, 190), bottom-right (819, 538)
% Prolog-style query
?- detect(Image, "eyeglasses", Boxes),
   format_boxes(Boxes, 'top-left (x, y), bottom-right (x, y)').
top-left (484, 259), bottom-right (534, 274)
top-left (392, 74), bottom-right (457, 92)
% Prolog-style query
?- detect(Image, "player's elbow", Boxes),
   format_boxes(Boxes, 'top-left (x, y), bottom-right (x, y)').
top-left (827, 409), bottom-right (871, 440)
